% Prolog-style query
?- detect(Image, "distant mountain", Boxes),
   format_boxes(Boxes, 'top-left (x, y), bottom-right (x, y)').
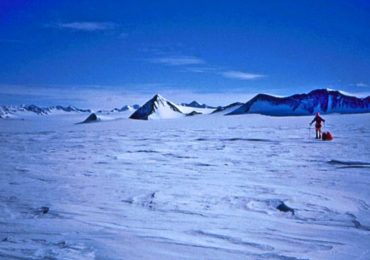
top-left (48, 105), bottom-right (91, 113)
top-left (181, 100), bottom-right (216, 109)
top-left (0, 104), bottom-right (91, 119)
top-left (130, 94), bottom-right (184, 120)
top-left (186, 111), bottom-right (202, 116)
top-left (0, 105), bottom-right (48, 118)
top-left (110, 104), bottom-right (140, 113)
top-left (212, 102), bottom-right (244, 115)
top-left (227, 89), bottom-right (370, 116)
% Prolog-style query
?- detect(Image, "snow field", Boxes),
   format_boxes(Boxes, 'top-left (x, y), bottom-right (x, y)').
top-left (0, 113), bottom-right (369, 259)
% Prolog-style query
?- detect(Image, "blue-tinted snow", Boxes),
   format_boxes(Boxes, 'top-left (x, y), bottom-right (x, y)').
top-left (0, 113), bottom-right (369, 259)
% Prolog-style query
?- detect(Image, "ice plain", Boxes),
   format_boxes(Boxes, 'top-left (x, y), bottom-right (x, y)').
top-left (0, 113), bottom-right (370, 259)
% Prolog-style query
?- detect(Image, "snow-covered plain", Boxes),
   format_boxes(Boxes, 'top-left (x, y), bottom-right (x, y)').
top-left (0, 113), bottom-right (370, 259)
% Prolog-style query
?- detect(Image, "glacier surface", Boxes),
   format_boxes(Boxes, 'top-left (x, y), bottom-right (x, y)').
top-left (0, 113), bottom-right (369, 259)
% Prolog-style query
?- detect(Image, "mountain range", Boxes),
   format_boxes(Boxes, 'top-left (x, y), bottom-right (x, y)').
top-left (110, 104), bottom-right (140, 113)
top-left (1, 89), bottom-right (369, 120)
top-left (0, 105), bottom-right (91, 119)
top-left (129, 94), bottom-right (217, 120)
top-left (228, 89), bottom-right (370, 116)
top-left (181, 101), bottom-right (216, 109)
top-left (97, 105), bottom-right (140, 114)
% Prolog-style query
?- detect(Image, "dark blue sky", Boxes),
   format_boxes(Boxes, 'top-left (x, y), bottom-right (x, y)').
top-left (1, 0), bottom-right (370, 107)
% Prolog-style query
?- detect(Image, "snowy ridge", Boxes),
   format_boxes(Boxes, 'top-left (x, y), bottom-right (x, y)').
top-left (0, 105), bottom-right (48, 118)
top-left (0, 104), bottom-right (91, 119)
top-left (181, 100), bottom-right (216, 109)
top-left (212, 102), bottom-right (244, 115)
top-left (110, 104), bottom-right (140, 113)
top-left (130, 94), bottom-right (184, 120)
top-left (48, 105), bottom-right (91, 113)
top-left (228, 89), bottom-right (370, 116)
top-left (96, 105), bottom-right (140, 114)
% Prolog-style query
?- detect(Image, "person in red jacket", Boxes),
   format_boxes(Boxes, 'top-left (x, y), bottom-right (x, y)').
top-left (310, 112), bottom-right (325, 139)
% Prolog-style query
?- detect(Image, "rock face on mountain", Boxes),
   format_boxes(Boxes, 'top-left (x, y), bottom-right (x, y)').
top-left (181, 101), bottom-right (216, 109)
top-left (227, 89), bottom-right (370, 116)
top-left (80, 113), bottom-right (99, 124)
top-left (212, 102), bottom-right (244, 115)
top-left (186, 111), bottom-right (202, 116)
top-left (129, 94), bottom-right (184, 120)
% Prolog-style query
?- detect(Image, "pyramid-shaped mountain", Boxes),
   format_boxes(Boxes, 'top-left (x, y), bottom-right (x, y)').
top-left (129, 94), bottom-right (184, 120)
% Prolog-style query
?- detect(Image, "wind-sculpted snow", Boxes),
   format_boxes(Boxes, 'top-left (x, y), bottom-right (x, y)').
top-left (0, 114), bottom-right (369, 259)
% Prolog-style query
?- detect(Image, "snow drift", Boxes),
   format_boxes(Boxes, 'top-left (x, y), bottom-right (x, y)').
top-left (1, 113), bottom-right (369, 259)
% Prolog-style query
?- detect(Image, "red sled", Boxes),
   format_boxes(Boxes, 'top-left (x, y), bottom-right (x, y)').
top-left (322, 131), bottom-right (333, 141)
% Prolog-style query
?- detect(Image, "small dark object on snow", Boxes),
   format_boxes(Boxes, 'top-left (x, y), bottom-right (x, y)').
top-left (352, 220), bottom-right (361, 229)
top-left (57, 241), bottom-right (67, 248)
top-left (148, 192), bottom-right (156, 209)
top-left (322, 131), bottom-right (333, 141)
top-left (276, 202), bottom-right (295, 215)
top-left (186, 111), bottom-right (202, 116)
top-left (79, 113), bottom-right (98, 124)
top-left (39, 206), bottom-right (49, 214)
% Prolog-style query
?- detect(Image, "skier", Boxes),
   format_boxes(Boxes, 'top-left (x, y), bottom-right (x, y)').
top-left (310, 112), bottom-right (325, 139)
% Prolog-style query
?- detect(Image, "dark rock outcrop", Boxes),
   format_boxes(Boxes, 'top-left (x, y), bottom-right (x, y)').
top-left (276, 202), bottom-right (295, 215)
top-left (186, 111), bottom-right (202, 116)
top-left (79, 113), bottom-right (99, 124)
